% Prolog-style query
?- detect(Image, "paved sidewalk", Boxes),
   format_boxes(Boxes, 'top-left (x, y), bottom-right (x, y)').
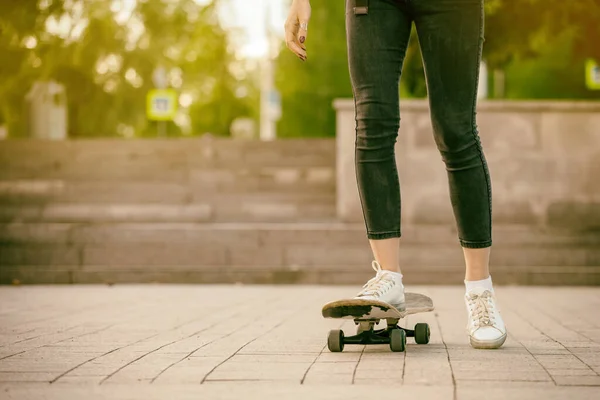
top-left (0, 285), bottom-right (599, 399)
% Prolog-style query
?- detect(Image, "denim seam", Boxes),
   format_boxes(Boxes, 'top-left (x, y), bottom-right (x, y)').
top-left (352, 95), bottom-right (371, 237)
top-left (367, 230), bottom-right (402, 240)
top-left (467, 0), bottom-right (492, 247)
top-left (460, 239), bottom-right (492, 249)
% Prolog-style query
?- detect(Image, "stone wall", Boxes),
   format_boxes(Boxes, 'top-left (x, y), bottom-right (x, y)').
top-left (335, 99), bottom-right (600, 231)
top-left (0, 137), bottom-right (336, 223)
top-left (1, 101), bottom-right (600, 285)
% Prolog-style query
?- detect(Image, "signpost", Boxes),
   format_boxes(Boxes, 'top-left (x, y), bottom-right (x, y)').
top-left (147, 66), bottom-right (177, 136)
top-left (585, 59), bottom-right (600, 90)
top-left (146, 89), bottom-right (178, 121)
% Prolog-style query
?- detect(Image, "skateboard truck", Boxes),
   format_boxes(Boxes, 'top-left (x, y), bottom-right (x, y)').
top-left (328, 319), bottom-right (431, 353)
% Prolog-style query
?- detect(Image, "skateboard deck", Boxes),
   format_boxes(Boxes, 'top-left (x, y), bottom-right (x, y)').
top-left (322, 293), bottom-right (434, 321)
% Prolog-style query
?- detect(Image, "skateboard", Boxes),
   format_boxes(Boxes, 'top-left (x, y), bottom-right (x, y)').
top-left (321, 293), bottom-right (434, 352)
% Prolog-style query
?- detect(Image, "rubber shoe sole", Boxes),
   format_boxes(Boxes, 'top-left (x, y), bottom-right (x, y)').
top-left (469, 332), bottom-right (507, 349)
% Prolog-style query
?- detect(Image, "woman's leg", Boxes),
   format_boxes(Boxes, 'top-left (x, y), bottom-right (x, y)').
top-left (412, 0), bottom-right (506, 348)
top-left (413, 0), bottom-right (492, 265)
top-left (346, 0), bottom-right (412, 274)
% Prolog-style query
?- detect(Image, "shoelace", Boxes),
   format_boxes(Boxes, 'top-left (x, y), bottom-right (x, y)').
top-left (356, 261), bottom-right (394, 298)
top-left (467, 290), bottom-right (496, 327)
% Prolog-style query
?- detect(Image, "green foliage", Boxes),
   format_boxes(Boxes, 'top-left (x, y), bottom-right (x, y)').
top-left (400, 27), bottom-right (427, 99)
top-left (402, 0), bottom-right (600, 99)
top-left (484, 0), bottom-right (600, 69)
top-left (0, 0), bottom-right (255, 138)
top-left (503, 31), bottom-right (600, 100)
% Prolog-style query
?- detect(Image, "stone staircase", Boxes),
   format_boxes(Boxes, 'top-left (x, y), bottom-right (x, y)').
top-left (1, 139), bottom-right (599, 285)
top-left (0, 138), bottom-right (337, 223)
top-left (1, 222), bottom-right (599, 285)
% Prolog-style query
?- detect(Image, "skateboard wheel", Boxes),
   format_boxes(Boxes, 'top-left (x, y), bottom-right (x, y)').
top-left (414, 323), bottom-right (430, 344)
top-left (389, 329), bottom-right (406, 352)
top-left (327, 329), bottom-right (344, 352)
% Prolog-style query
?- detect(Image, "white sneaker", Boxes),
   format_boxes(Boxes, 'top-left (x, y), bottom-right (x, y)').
top-left (354, 261), bottom-right (406, 310)
top-left (465, 287), bottom-right (507, 349)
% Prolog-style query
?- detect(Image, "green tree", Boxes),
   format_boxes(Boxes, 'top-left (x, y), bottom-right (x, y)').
top-left (484, 0), bottom-right (600, 69)
top-left (0, 0), bottom-right (254, 138)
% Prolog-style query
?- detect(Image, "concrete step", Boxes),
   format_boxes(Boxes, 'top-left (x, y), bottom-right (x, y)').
top-left (2, 222), bottom-right (599, 246)
top-left (0, 139), bottom-right (335, 181)
top-left (1, 223), bottom-right (599, 285)
top-left (0, 178), bottom-right (335, 205)
top-left (0, 195), bottom-right (337, 223)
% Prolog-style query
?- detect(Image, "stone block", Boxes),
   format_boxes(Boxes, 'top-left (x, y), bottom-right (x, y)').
top-left (257, 224), bottom-right (366, 246)
top-left (228, 245), bottom-right (284, 267)
top-left (541, 112), bottom-right (600, 154)
top-left (0, 372), bottom-right (56, 382)
top-left (407, 113), bottom-right (437, 150)
top-left (0, 206), bottom-right (43, 223)
top-left (53, 182), bottom-right (190, 204)
top-left (41, 204), bottom-right (212, 223)
top-left (188, 169), bottom-right (237, 188)
top-left (68, 141), bottom-right (188, 182)
top-left (478, 112), bottom-right (541, 151)
top-left (71, 224), bottom-right (260, 246)
top-left (285, 245), bottom-right (372, 267)
top-left (535, 355), bottom-right (591, 370)
top-left (305, 167), bottom-right (335, 184)
top-left (553, 376), bottom-right (600, 386)
top-left (547, 202), bottom-right (600, 231)
top-left (240, 203), bottom-right (298, 220)
top-left (0, 180), bottom-right (64, 205)
top-left (206, 361), bottom-right (311, 381)
top-left (492, 201), bottom-right (540, 225)
top-left (270, 168), bottom-right (301, 185)
top-left (82, 243), bottom-right (227, 267)
top-left (547, 369), bottom-right (597, 376)
top-left (0, 223), bottom-right (72, 244)
top-left (0, 244), bottom-right (79, 266)
top-left (0, 266), bottom-right (73, 284)
top-left (0, 141), bottom-right (76, 180)
top-left (409, 198), bottom-right (455, 225)
top-left (241, 140), bottom-right (334, 168)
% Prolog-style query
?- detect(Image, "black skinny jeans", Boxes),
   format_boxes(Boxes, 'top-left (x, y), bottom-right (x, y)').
top-left (346, 0), bottom-right (492, 248)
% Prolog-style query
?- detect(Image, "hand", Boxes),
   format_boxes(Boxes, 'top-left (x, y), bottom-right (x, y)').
top-left (284, 0), bottom-right (311, 61)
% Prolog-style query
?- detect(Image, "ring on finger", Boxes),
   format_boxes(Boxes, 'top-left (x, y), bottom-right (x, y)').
top-left (300, 22), bottom-right (308, 31)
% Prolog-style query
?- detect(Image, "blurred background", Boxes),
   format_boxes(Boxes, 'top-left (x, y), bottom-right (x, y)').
top-left (0, 0), bottom-right (599, 286)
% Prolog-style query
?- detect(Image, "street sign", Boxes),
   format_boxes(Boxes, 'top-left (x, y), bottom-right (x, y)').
top-left (585, 59), bottom-right (600, 90)
top-left (146, 89), bottom-right (178, 121)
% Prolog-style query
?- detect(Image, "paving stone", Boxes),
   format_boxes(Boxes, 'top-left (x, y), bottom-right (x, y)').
top-left (206, 361), bottom-right (311, 381)
top-left (458, 386), bottom-right (600, 400)
top-left (52, 376), bottom-right (106, 385)
top-left (547, 368), bottom-right (597, 376)
top-left (0, 285), bottom-right (598, 399)
top-left (302, 372), bottom-right (353, 385)
top-left (553, 375), bottom-right (600, 386)
top-left (152, 356), bottom-right (224, 384)
top-left (534, 354), bottom-right (591, 370)
top-left (403, 353), bottom-right (453, 386)
top-left (0, 372), bottom-right (56, 382)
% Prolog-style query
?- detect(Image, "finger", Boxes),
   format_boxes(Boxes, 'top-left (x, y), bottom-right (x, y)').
top-left (285, 25), bottom-right (307, 60)
top-left (298, 22), bottom-right (308, 47)
top-left (288, 40), bottom-right (307, 61)
top-left (297, 4), bottom-right (311, 44)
